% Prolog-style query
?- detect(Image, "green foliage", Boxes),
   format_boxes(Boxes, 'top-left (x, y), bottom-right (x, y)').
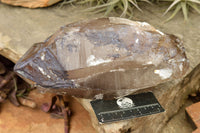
top-left (85, 0), bottom-right (142, 17)
top-left (61, 0), bottom-right (151, 18)
top-left (161, 0), bottom-right (200, 22)
top-left (60, 0), bottom-right (200, 21)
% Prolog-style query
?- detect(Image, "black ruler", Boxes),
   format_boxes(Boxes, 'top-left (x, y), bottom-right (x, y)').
top-left (90, 92), bottom-right (165, 124)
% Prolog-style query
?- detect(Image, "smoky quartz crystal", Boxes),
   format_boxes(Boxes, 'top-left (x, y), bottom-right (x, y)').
top-left (14, 17), bottom-right (189, 99)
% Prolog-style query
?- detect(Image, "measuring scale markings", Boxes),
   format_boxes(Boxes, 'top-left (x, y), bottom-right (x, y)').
top-left (98, 103), bottom-right (160, 115)
top-left (97, 103), bottom-right (162, 123)
top-left (91, 92), bottom-right (165, 123)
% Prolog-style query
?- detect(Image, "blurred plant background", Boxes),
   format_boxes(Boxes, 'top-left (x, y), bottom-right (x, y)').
top-left (60, 0), bottom-right (200, 21)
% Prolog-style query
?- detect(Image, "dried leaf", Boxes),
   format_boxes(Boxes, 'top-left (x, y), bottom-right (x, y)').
top-left (41, 95), bottom-right (71, 133)
top-left (58, 95), bottom-right (71, 133)
top-left (41, 103), bottom-right (51, 112)
top-left (41, 95), bottom-right (57, 112)
top-left (51, 112), bottom-right (64, 119)
top-left (0, 62), bottom-right (6, 75)
top-left (0, 72), bottom-right (15, 89)
top-left (0, 91), bottom-right (7, 102)
top-left (8, 79), bottom-right (20, 107)
top-left (189, 92), bottom-right (200, 103)
top-left (18, 97), bottom-right (37, 108)
top-left (16, 88), bottom-right (26, 97)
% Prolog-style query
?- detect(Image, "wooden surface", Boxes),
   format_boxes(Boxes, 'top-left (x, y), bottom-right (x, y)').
top-left (0, 2), bottom-right (200, 133)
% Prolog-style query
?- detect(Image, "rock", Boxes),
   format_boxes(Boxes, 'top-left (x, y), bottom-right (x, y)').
top-left (0, 0), bottom-right (61, 8)
top-left (78, 63), bottom-right (200, 133)
top-left (14, 17), bottom-right (189, 99)
top-left (186, 102), bottom-right (200, 133)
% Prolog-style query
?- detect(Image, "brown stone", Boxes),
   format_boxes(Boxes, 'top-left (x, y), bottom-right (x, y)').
top-left (186, 102), bottom-right (200, 128)
top-left (0, 0), bottom-right (61, 8)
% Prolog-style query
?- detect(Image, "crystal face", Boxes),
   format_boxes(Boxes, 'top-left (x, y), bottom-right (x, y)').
top-left (14, 17), bottom-right (189, 99)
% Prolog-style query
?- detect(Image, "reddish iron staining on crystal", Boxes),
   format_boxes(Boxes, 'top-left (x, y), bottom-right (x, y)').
top-left (14, 17), bottom-right (189, 99)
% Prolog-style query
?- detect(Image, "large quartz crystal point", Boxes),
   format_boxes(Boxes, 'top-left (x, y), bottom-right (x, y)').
top-left (14, 17), bottom-right (189, 99)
